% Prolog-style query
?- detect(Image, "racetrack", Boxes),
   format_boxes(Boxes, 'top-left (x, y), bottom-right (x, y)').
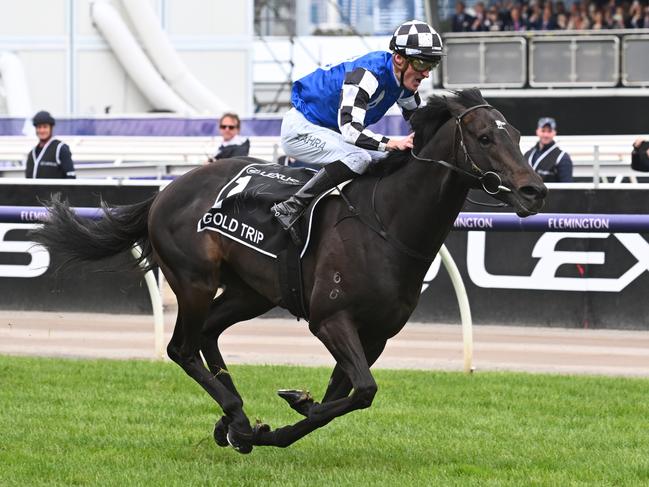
top-left (1, 310), bottom-right (648, 377)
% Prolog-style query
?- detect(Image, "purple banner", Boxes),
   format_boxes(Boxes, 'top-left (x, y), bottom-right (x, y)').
top-left (0, 115), bottom-right (409, 137)
top-left (2, 207), bottom-right (648, 233)
top-left (0, 206), bottom-right (102, 223)
top-left (453, 213), bottom-right (649, 233)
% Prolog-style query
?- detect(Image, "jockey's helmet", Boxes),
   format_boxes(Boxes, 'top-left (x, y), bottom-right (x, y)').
top-left (389, 20), bottom-right (444, 62)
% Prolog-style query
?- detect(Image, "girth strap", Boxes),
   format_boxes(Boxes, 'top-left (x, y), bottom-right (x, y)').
top-left (277, 240), bottom-right (310, 321)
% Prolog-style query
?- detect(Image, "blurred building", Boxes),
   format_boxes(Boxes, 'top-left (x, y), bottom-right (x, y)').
top-left (256, 0), bottom-right (428, 36)
top-left (0, 0), bottom-right (253, 117)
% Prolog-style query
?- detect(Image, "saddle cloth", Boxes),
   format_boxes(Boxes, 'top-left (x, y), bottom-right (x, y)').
top-left (197, 162), bottom-right (329, 258)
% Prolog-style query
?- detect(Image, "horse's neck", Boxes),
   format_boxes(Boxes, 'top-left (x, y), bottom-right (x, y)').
top-left (379, 156), bottom-right (468, 256)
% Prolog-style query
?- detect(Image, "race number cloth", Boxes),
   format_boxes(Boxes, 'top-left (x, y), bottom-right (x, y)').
top-left (197, 163), bottom-right (317, 258)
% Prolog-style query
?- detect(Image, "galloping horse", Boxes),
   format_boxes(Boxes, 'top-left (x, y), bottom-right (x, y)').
top-left (33, 89), bottom-right (546, 454)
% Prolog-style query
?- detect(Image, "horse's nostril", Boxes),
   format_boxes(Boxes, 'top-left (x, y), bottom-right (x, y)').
top-left (520, 185), bottom-right (547, 200)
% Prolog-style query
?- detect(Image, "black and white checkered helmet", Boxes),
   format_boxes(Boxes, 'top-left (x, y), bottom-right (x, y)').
top-left (389, 20), bottom-right (444, 60)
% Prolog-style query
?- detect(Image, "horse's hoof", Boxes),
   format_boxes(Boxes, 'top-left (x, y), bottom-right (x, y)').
top-left (253, 421), bottom-right (271, 435)
top-left (226, 425), bottom-right (254, 454)
top-left (277, 389), bottom-right (314, 417)
top-left (213, 417), bottom-right (230, 448)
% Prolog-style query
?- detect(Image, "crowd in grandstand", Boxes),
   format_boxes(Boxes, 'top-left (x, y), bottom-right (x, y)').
top-left (451, 0), bottom-right (649, 31)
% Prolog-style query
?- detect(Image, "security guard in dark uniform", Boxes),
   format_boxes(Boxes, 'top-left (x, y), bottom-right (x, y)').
top-left (25, 111), bottom-right (76, 179)
top-left (524, 117), bottom-right (573, 183)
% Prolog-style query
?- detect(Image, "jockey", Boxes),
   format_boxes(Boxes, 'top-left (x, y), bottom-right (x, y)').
top-left (271, 19), bottom-right (444, 240)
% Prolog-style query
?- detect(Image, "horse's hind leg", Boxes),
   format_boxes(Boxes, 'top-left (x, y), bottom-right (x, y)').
top-left (198, 270), bottom-right (274, 448)
top-left (161, 259), bottom-right (256, 453)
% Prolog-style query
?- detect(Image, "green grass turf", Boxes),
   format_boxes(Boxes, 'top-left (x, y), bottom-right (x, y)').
top-left (1, 356), bottom-right (648, 486)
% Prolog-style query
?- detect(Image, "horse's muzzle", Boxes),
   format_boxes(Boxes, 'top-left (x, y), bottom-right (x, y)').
top-left (513, 183), bottom-right (548, 216)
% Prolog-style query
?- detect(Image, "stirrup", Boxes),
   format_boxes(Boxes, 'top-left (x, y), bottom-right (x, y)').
top-left (271, 204), bottom-right (304, 246)
top-left (272, 204), bottom-right (304, 230)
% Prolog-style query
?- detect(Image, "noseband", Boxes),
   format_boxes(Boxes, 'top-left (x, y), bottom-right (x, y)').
top-left (411, 103), bottom-right (512, 195)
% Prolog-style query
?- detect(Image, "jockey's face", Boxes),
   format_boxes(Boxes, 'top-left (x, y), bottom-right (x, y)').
top-left (393, 54), bottom-right (431, 92)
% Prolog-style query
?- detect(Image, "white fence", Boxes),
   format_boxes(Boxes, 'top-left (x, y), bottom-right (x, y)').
top-left (0, 134), bottom-right (643, 182)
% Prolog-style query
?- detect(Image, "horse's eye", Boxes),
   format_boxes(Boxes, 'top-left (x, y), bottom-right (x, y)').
top-left (478, 135), bottom-right (490, 146)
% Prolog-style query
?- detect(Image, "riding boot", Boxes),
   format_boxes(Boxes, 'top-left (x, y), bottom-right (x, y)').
top-left (271, 160), bottom-right (356, 241)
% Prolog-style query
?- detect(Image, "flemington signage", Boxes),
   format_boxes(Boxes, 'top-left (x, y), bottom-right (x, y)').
top-left (421, 231), bottom-right (649, 294)
top-left (1, 184), bottom-right (647, 328)
top-left (452, 212), bottom-right (649, 233)
top-left (447, 212), bottom-right (649, 293)
top-left (0, 223), bottom-right (49, 278)
top-left (0, 183), bottom-right (158, 314)
top-left (465, 232), bottom-right (649, 292)
top-left (419, 188), bottom-right (649, 329)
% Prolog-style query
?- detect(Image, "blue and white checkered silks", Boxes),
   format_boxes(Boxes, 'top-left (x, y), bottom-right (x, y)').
top-left (390, 20), bottom-right (443, 58)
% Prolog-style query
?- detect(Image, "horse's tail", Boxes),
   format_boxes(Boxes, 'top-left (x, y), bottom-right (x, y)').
top-left (31, 194), bottom-right (156, 272)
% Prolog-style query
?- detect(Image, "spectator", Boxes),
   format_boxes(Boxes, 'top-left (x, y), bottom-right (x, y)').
top-left (556, 12), bottom-right (569, 28)
top-left (611, 5), bottom-right (627, 28)
top-left (540, 4), bottom-right (558, 29)
top-left (25, 111), bottom-right (75, 179)
top-left (628, 0), bottom-right (642, 27)
top-left (210, 112), bottom-right (250, 161)
top-left (524, 117), bottom-right (573, 182)
top-left (591, 9), bottom-right (608, 29)
top-left (484, 5), bottom-right (505, 30)
top-left (452, 1), bottom-right (475, 32)
top-left (470, 2), bottom-right (487, 31)
top-left (631, 138), bottom-right (649, 172)
top-left (526, 2), bottom-right (543, 29)
top-left (505, 5), bottom-right (527, 30)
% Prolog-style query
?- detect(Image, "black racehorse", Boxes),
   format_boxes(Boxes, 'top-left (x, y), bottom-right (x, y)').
top-left (33, 89), bottom-right (546, 454)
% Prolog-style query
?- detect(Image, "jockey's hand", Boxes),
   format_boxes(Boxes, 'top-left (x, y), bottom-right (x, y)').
top-left (387, 133), bottom-right (414, 151)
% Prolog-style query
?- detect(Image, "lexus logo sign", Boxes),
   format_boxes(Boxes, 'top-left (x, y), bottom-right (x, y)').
top-left (0, 223), bottom-right (50, 278)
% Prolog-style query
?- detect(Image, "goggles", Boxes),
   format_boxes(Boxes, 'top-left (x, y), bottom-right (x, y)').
top-left (408, 57), bottom-right (441, 72)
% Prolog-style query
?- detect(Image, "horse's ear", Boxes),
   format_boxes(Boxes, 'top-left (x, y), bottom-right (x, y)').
top-left (445, 95), bottom-right (465, 118)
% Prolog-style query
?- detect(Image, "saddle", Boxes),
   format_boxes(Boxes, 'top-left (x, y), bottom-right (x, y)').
top-left (197, 162), bottom-right (324, 258)
top-left (198, 162), bottom-right (341, 320)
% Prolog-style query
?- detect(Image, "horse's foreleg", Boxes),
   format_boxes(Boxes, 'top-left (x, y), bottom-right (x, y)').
top-left (281, 338), bottom-right (386, 417)
top-left (255, 316), bottom-right (381, 448)
top-left (322, 337), bottom-right (386, 402)
top-left (200, 272), bottom-right (273, 391)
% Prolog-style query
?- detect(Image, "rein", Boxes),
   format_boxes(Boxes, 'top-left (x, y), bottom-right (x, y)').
top-left (339, 103), bottom-right (515, 262)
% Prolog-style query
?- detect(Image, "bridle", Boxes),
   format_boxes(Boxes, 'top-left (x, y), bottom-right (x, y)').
top-left (410, 103), bottom-right (512, 196)
top-left (337, 103), bottom-right (516, 261)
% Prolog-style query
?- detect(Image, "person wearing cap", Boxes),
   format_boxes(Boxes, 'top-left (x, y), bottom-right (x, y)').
top-left (25, 110), bottom-right (76, 179)
top-left (523, 117), bottom-right (573, 183)
top-left (271, 19), bottom-right (444, 240)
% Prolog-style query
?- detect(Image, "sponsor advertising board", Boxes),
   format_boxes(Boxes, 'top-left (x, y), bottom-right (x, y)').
top-left (1, 185), bottom-right (647, 329)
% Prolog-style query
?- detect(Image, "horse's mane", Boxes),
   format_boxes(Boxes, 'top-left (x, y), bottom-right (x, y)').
top-left (367, 88), bottom-right (487, 176)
